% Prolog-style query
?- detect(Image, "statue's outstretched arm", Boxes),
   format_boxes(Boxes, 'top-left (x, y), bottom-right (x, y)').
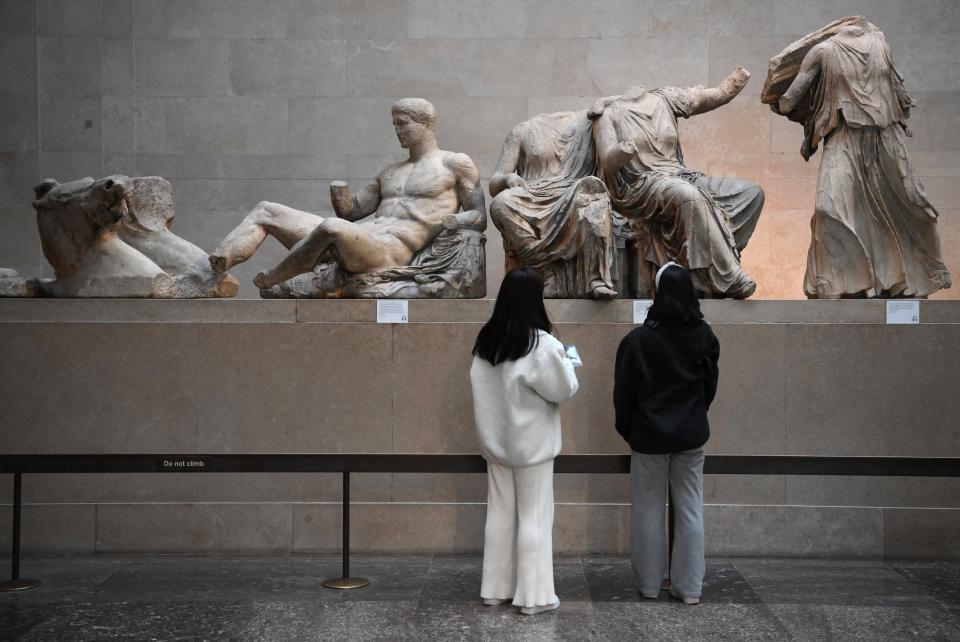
top-left (489, 127), bottom-right (526, 197)
top-left (329, 179), bottom-right (381, 221)
top-left (778, 46), bottom-right (824, 114)
top-left (688, 66), bottom-right (751, 116)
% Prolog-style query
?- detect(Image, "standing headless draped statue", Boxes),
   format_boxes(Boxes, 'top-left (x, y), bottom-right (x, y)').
top-left (489, 110), bottom-right (619, 299)
top-left (764, 17), bottom-right (950, 298)
top-left (210, 98), bottom-right (487, 298)
top-left (591, 68), bottom-right (765, 299)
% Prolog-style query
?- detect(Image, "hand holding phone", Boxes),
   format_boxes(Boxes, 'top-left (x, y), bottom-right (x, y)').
top-left (564, 344), bottom-right (583, 368)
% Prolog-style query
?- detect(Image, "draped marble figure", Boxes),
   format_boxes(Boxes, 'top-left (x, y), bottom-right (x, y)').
top-left (210, 98), bottom-right (486, 298)
top-left (591, 68), bottom-right (765, 299)
top-left (489, 110), bottom-right (619, 299)
top-left (764, 17), bottom-right (950, 299)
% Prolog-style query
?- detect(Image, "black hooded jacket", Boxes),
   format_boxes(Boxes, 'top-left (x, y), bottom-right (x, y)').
top-left (613, 318), bottom-right (720, 454)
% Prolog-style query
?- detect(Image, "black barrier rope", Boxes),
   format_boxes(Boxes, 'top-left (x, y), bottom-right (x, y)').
top-left (2, 454), bottom-right (959, 592)
top-left (2, 454), bottom-right (960, 476)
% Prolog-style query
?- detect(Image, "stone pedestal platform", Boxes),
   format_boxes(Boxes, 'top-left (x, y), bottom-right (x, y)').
top-left (1, 299), bottom-right (958, 558)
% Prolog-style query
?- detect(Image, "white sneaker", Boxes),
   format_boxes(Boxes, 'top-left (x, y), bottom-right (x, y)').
top-left (482, 598), bottom-right (511, 606)
top-left (519, 599), bottom-right (560, 615)
top-left (640, 590), bottom-right (660, 599)
top-left (669, 589), bottom-right (700, 605)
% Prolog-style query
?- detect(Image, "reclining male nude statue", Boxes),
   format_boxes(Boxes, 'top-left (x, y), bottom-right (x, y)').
top-left (210, 98), bottom-right (487, 298)
top-left (590, 67), bottom-right (765, 298)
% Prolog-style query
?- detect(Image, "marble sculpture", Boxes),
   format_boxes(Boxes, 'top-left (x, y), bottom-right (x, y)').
top-left (8, 32), bottom-right (945, 302)
top-left (0, 268), bottom-right (40, 297)
top-left (210, 98), bottom-right (487, 298)
top-left (489, 110), bottom-right (620, 299)
top-left (0, 175), bottom-right (238, 298)
top-left (764, 16), bottom-right (951, 298)
top-left (591, 68), bottom-right (766, 299)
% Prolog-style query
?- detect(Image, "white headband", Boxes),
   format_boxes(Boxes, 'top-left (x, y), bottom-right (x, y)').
top-left (655, 261), bottom-right (680, 290)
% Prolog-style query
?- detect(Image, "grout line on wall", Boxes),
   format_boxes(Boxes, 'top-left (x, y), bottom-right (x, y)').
top-left (782, 325), bottom-right (788, 456)
top-left (34, 0), bottom-right (40, 183)
top-left (880, 507), bottom-right (886, 558)
top-left (131, 0), bottom-right (138, 162)
top-left (391, 323), bottom-right (396, 455)
top-left (193, 325), bottom-right (200, 504)
top-left (289, 502), bottom-right (295, 553)
top-left (99, 0), bottom-right (104, 177)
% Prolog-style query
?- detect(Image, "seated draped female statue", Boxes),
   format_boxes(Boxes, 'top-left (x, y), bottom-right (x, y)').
top-left (590, 67), bottom-right (765, 299)
top-left (489, 110), bottom-right (619, 299)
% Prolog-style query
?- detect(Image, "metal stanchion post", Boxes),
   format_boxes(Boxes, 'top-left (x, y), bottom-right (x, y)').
top-left (322, 471), bottom-right (369, 590)
top-left (0, 473), bottom-right (41, 592)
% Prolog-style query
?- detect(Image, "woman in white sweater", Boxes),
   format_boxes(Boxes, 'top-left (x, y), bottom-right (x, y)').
top-left (469, 267), bottom-right (580, 615)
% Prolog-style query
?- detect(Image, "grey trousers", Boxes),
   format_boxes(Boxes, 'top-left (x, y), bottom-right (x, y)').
top-left (630, 448), bottom-right (705, 598)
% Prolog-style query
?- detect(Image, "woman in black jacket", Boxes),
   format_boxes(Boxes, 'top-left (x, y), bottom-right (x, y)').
top-left (613, 262), bottom-right (719, 605)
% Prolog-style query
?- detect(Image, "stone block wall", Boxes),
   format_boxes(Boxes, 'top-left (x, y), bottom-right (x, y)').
top-left (1, 299), bottom-right (959, 557)
top-left (0, 0), bottom-right (958, 298)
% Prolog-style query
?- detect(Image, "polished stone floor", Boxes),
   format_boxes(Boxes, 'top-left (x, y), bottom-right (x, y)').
top-left (2, 555), bottom-right (960, 641)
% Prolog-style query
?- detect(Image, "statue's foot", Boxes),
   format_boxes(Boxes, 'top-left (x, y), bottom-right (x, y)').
top-left (209, 254), bottom-right (231, 274)
top-left (253, 270), bottom-right (275, 289)
top-left (591, 285), bottom-right (618, 300)
top-left (418, 280), bottom-right (446, 295)
top-left (728, 275), bottom-right (757, 300)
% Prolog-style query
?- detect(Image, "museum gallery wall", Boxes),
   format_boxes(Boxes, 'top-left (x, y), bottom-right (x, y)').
top-left (0, 2), bottom-right (957, 300)
top-left (2, 2), bottom-right (960, 557)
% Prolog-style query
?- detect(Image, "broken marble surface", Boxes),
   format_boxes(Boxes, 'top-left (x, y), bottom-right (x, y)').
top-left (0, 175), bottom-right (238, 298)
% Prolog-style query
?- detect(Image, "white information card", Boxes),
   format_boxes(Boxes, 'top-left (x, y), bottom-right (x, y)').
top-left (633, 299), bottom-right (653, 324)
top-left (885, 300), bottom-right (920, 325)
top-left (377, 300), bottom-right (409, 323)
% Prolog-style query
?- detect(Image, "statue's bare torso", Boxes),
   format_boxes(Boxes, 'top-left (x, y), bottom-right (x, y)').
top-left (364, 150), bottom-right (466, 264)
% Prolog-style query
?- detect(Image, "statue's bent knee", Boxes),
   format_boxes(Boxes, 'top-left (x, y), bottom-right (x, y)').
top-left (489, 196), bottom-right (511, 228)
top-left (250, 201), bottom-right (280, 223)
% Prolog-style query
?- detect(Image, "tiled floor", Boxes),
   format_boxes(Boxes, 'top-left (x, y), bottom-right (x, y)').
top-left (2, 555), bottom-right (959, 641)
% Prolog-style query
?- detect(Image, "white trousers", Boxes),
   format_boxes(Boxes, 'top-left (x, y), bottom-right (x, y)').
top-left (481, 459), bottom-right (557, 608)
top-left (630, 448), bottom-right (706, 599)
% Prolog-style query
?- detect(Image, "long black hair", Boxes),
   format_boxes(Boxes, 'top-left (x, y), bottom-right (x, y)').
top-left (647, 264), bottom-right (703, 325)
top-left (473, 266), bottom-right (552, 365)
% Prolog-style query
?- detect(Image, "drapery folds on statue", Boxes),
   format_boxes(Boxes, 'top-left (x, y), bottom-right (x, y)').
top-left (489, 111), bottom-right (619, 299)
top-left (591, 76), bottom-right (764, 299)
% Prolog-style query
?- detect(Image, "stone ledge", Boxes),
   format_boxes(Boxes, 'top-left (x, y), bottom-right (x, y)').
top-left (2, 298), bottom-right (960, 324)
top-left (0, 299), bottom-right (298, 323)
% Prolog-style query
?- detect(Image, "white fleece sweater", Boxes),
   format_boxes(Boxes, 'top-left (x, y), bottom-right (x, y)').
top-left (470, 331), bottom-right (580, 467)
